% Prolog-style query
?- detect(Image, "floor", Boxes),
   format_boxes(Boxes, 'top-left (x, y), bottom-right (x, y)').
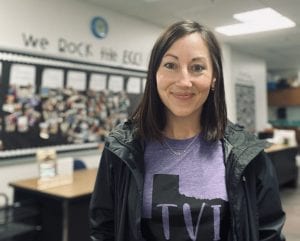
top-left (280, 169), bottom-right (300, 241)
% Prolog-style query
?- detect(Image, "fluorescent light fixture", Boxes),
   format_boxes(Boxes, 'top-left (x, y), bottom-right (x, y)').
top-left (215, 8), bottom-right (296, 36)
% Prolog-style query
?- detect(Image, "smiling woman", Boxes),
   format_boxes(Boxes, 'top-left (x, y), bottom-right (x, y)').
top-left (89, 20), bottom-right (285, 241)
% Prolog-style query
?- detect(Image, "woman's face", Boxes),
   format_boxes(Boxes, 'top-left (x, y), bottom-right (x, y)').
top-left (156, 33), bottom-right (215, 122)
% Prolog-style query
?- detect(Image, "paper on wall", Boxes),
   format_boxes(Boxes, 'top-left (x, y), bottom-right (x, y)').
top-left (66, 70), bottom-right (86, 91)
top-left (10, 64), bottom-right (36, 87)
top-left (42, 68), bottom-right (64, 89)
top-left (108, 75), bottom-right (124, 92)
top-left (89, 73), bottom-right (107, 91)
top-left (127, 77), bottom-right (141, 94)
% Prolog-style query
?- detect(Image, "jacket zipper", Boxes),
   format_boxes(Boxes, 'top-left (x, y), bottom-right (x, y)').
top-left (242, 175), bottom-right (250, 241)
top-left (242, 175), bottom-right (258, 241)
top-left (225, 151), bottom-right (238, 241)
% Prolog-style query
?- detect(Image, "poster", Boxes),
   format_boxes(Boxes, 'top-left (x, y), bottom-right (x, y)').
top-left (235, 84), bottom-right (256, 132)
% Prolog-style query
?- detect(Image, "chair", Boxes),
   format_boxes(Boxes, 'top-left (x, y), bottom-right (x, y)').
top-left (73, 159), bottom-right (87, 170)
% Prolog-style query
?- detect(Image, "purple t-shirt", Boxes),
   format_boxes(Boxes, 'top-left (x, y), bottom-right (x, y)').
top-left (142, 134), bottom-right (230, 241)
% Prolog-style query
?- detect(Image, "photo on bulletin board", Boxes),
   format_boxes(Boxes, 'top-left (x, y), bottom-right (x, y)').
top-left (235, 83), bottom-right (256, 133)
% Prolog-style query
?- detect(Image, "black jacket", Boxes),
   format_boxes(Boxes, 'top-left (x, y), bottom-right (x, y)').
top-left (89, 121), bottom-right (285, 241)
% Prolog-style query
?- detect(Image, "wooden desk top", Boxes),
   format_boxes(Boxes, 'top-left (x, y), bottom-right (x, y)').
top-left (9, 168), bottom-right (98, 199)
top-left (265, 143), bottom-right (298, 153)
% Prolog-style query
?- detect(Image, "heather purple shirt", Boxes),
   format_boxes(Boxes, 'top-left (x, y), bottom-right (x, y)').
top-left (142, 134), bottom-right (229, 241)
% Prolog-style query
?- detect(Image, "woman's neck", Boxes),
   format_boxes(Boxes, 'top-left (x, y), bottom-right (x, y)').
top-left (164, 115), bottom-right (201, 139)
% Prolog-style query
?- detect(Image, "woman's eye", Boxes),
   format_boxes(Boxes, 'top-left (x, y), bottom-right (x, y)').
top-left (164, 62), bottom-right (176, 70)
top-left (190, 64), bottom-right (204, 72)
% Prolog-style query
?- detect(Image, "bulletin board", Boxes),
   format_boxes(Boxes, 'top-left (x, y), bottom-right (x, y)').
top-left (0, 50), bottom-right (146, 159)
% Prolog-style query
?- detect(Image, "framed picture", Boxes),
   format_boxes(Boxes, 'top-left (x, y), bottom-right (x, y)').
top-left (235, 83), bottom-right (256, 133)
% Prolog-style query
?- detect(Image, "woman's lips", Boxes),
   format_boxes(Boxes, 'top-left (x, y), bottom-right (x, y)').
top-left (172, 92), bottom-right (194, 100)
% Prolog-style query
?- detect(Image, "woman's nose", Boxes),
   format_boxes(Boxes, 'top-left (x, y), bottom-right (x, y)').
top-left (176, 68), bottom-right (192, 87)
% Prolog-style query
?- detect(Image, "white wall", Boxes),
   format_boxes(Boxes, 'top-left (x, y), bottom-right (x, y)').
top-left (221, 43), bottom-right (236, 122)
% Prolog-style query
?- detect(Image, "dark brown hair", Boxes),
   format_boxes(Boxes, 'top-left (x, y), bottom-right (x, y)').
top-left (130, 20), bottom-right (227, 141)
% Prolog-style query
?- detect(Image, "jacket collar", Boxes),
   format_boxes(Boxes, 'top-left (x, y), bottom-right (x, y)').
top-left (223, 121), bottom-right (270, 169)
top-left (105, 121), bottom-right (144, 188)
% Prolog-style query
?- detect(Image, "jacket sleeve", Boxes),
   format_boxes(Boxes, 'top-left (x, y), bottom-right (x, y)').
top-left (89, 148), bottom-right (115, 241)
top-left (256, 152), bottom-right (286, 241)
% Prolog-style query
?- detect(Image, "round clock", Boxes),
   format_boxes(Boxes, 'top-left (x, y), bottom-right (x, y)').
top-left (91, 16), bottom-right (109, 39)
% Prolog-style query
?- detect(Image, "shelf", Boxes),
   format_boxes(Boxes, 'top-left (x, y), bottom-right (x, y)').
top-left (269, 120), bottom-right (300, 128)
top-left (268, 87), bottom-right (300, 106)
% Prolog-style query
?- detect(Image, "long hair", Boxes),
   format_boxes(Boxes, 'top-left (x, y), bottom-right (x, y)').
top-left (130, 20), bottom-right (227, 142)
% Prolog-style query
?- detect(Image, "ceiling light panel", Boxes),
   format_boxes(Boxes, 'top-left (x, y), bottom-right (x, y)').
top-left (215, 7), bottom-right (296, 36)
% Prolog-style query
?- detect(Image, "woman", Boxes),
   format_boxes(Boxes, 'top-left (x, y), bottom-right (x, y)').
top-left (89, 20), bottom-right (285, 241)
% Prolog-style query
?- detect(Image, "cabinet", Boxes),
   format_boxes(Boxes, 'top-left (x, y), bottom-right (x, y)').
top-left (266, 145), bottom-right (298, 188)
top-left (268, 87), bottom-right (300, 106)
top-left (268, 87), bottom-right (300, 144)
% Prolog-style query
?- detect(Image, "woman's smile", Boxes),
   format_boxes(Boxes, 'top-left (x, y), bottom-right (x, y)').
top-left (171, 91), bottom-right (195, 100)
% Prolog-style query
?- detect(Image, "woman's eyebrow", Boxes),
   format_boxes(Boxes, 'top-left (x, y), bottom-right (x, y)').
top-left (162, 54), bottom-right (208, 62)
top-left (163, 53), bottom-right (178, 59)
top-left (191, 56), bottom-right (207, 62)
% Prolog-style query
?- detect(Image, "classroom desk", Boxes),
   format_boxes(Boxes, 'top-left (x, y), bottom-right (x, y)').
top-left (265, 144), bottom-right (298, 188)
top-left (9, 168), bottom-right (97, 241)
